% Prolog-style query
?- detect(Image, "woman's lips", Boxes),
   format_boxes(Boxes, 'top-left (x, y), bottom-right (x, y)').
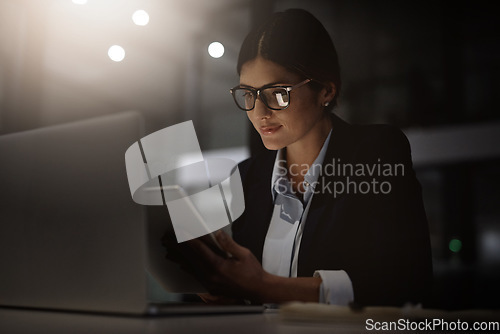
top-left (260, 125), bottom-right (282, 135)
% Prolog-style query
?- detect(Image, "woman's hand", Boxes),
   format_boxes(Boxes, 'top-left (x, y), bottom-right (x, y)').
top-left (162, 230), bottom-right (322, 304)
top-left (178, 231), bottom-right (269, 302)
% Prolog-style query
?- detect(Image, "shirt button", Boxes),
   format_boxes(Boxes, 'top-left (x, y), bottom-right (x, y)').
top-left (303, 181), bottom-right (310, 187)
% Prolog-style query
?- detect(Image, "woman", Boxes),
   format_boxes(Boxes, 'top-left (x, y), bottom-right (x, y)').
top-left (165, 8), bottom-right (432, 306)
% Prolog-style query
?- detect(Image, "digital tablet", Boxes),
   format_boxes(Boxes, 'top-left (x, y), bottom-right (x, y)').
top-left (144, 185), bottom-right (231, 293)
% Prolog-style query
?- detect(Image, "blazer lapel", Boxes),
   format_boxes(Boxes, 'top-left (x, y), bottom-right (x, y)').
top-left (298, 114), bottom-right (355, 273)
top-left (236, 151), bottom-right (276, 263)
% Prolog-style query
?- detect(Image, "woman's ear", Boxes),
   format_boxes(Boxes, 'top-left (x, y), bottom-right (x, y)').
top-left (322, 81), bottom-right (336, 106)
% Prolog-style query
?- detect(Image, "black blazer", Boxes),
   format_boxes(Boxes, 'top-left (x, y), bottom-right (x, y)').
top-left (232, 114), bottom-right (433, 306)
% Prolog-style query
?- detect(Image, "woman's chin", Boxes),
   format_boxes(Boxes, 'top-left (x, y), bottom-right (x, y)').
top-left (261, 139), bottom-right (285, 151)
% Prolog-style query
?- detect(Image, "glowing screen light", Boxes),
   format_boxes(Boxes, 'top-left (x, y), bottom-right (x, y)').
top-left (108, 45), bottom-right (125, 62)
top-left (132, 10), bottom-right (150, 26)
top-left (449, 238), bottom-right (462, 253)
top-left (72, 0), bottom-right (88, 4)
top-left (208, 42), bottom-right (224, 58)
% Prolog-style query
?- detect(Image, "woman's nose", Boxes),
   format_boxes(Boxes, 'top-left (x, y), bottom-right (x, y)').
top-left (253, 98), bottom-right (271, 119)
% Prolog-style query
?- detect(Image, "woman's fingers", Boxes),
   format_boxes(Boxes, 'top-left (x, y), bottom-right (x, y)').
top-left (198, 293), bottom-right (245, 305)
top-left (162, 230), bottom-right (264, 299)
top-left (214, 230), bottom-right (250, 260)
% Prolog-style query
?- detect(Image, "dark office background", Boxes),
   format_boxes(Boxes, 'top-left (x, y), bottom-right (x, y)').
top-left (1, 0), bottom-right (499, 309)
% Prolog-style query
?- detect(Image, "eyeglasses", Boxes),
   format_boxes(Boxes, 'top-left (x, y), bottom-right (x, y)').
top-left (229, 79), bottom-right (311, 111)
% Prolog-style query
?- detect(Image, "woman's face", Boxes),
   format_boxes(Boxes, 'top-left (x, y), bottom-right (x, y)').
top-left (240, 57), bottom-right (331, 151)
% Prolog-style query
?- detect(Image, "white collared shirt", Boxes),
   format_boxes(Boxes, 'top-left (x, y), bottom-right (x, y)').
top-left (261, 130), bottom-right (354, 305)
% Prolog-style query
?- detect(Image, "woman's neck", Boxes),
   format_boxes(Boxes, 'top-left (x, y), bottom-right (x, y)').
top-left (286, 114), bottom-right (332, 170)
top-left (285, 114), bottom-right (332, 194)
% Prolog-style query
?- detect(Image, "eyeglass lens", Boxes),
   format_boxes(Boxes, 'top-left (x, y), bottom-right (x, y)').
top-left (233, 87), bottom-right (290, 111)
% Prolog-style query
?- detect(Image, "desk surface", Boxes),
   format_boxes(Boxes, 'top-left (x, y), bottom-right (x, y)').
top-left (0, 307), bottom-right (366, 334)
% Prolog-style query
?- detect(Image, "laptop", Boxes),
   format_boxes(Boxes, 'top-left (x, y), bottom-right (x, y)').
top-left (0, 111), bottom-right (263, 315)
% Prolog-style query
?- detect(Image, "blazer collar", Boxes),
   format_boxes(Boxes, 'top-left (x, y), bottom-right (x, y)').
top-left (240, 150), bottom-right (276, 262)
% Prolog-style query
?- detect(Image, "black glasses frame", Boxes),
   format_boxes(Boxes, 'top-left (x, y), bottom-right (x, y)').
top-left (229, 79), bottom-right (311, 111)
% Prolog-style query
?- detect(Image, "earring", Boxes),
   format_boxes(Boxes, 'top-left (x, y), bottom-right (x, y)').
top-left (324, 101), bottom-right (330, 107)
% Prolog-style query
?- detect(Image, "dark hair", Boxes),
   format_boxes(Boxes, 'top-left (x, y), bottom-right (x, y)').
top-left (237, 8), bottom-right (341, 111)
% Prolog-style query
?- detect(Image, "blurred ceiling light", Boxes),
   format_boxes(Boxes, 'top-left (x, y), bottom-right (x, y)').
top-left (72, 0), bottom-right (88, 4)
top-left (132, 10), bottom-right (150, 26)
top-left (108, 45), bottom-right (126, 62)
top-left (208, 42), bottom-right (224, 58)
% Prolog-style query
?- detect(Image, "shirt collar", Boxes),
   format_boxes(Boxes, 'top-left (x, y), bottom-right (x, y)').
top-left (271, 149), bottom-right (287, 193)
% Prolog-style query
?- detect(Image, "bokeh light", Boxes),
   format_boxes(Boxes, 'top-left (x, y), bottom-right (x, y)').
top-left (108, 45), bottom-right (125, 62)
top-left (208, 42), bottom-right (224, 58)
top-left (132, 10), bottom-right (150, 26)
top-left (449, 238), bottom-right (463, 253)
